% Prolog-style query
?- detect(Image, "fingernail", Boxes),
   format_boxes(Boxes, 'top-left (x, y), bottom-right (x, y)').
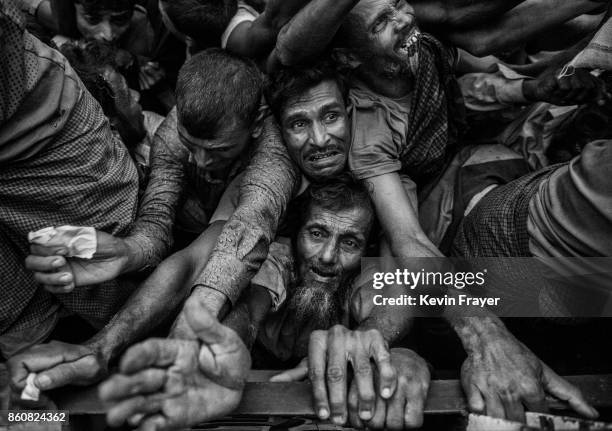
top-left (382, 387), bottom-right (392, 398)
top-left (332, 415), bottom-right (344, 425)
top-left (36, 375), bottom-right (51, 389)
top-left (59, 273), bottom-right (72, 282)
top-left (360, 410), bottom-right (372, 420)
top-left (53, 258), bottom-right (63, 267)
top-left (55, 248), bottom-right (67, 255)
top-left (318, 408), bottom-right (329, 419)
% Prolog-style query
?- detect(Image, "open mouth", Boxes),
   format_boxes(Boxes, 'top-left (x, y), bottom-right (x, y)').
top-left (311, 266), bottom-right (337, 279)
top-left (396, 29), bottom-right (420, 56)
top-left (308, 150), bottom-right (341, 163)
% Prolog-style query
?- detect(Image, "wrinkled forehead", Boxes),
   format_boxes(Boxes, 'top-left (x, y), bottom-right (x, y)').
top-left (305, 205), bottom-right (372, 237)
top-left (282, 80), bottom-right (345, 118)
top-left (351, 0), bottom-right (391, 27)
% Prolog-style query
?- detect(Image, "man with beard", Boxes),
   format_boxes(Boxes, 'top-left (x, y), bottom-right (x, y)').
top-left (101, 177), bottom-right (431, 431)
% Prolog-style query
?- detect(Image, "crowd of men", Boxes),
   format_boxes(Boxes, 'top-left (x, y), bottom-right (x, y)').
top-left (1, 0), bottom-right (612, 429)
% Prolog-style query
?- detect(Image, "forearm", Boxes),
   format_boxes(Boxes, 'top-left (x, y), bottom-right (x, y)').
top-left (412, 0), bottom-right (524, 29)
top-left (190, 116), bottom-right (299, 313)
top-left (229, 0), bottom-right (309, 59)
top-left (94, 221), bottom-right (226, 356)
top-left (222, 286), bottom-right (272, 349)
top-left (86, 249), bottom-right (197, 362)
top-left (447, 0), bottom-right (602, 56)
top-left (124, 111), bottom-right (186, 273)
top-left (271, 0), bottom-right (359, 67)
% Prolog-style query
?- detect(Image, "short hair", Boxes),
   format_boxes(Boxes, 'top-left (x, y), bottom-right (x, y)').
top-left (302, 175), bottom-right (374, 231)
top-left (75, 0), bottom-right (136, 14)
top-left (265, 61), bottom-right (347, 123)
top-left (60, 40), bottom-right (120, 118)
top-left (161, 0), bottom-right (236, 48)
top-left (176, 48), bottom-right (263, 138)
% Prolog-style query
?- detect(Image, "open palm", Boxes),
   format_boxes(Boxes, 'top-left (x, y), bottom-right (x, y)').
top-left (99, 304), bottom-right (250, 430)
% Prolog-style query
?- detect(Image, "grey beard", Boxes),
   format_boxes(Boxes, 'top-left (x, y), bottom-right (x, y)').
top-left (286, 281), bottom-right (348, 330)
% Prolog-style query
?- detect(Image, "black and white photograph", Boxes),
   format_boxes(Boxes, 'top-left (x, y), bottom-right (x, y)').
top-left (1, 0), bottom-right (612, 429)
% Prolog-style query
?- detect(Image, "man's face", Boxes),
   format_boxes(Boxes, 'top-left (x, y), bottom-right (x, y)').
top-left (348, 0), bottom-right (420, 78)
top-left (75, 3), bottom-right (132, 43)
top-left (296, 204), bottom-right (370, 293)
top-left (280, 80), bottom-right (349, 182)
top-left (102, 66), bottom-right (145, 144)
top-left (178, 119), bottom-right (251, 175)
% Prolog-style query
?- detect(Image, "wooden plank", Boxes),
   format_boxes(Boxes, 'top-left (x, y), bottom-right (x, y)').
top-left (50, 374), bottom-right (612, 416)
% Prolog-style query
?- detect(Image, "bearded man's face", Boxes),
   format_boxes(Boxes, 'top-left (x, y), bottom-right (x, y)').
top-left (347, 0), bottom-right (421, 79)
top-left (288, 204), bottom-right (371, 328)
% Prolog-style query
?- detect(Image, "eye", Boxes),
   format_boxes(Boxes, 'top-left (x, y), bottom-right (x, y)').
top-left (323, 112), bottom-right (339, 123)
top-left (291, 120), bottom-right (308, 131)
top-left (343, 239), bottom-right (358, 249)
top-left (372, 15), bottom-right (387, 33)
top-left (310, 229), bottom-right (324, 239)
top-left (84, 14), bottom-right (101, 24)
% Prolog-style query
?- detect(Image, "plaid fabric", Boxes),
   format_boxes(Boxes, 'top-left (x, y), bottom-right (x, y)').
top-left (0, 84), bottom-right (139, 339)
top-left (0, 0), bottom-right (39, 124)
top-left (400, 34), bottom-right (465, 185)
top-left (451, 167), bottom-right (557, 257)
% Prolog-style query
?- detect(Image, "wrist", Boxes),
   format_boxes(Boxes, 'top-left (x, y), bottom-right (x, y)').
top-left (451, 316), bottom-right (507, 354)
top-left (191, 285), bottom-right (230, 318)
top-left (84, 337), bottom-right (112, 365)
top-left (522, 79), bottom-right (537, 102)
top-left (122, 235), bottom-right (150, 274)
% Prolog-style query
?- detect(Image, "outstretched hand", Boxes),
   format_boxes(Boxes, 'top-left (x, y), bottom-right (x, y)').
top-left (523, 66), bottom-right (610, 106)
top-left (25, 229), bottom-right (130, 293)
top-left (461, 325), bottom-right (598, 422)
top-left (99, 300), bottom-right (250, 431)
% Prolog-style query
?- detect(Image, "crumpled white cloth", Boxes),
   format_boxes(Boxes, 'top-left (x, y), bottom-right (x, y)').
top-left (28, 226), bottom-right (97, 259)
top-left (21, 373), bottom-right (40, 401)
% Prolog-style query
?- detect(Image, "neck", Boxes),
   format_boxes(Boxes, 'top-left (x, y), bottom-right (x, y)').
top-left (356, 67), bottom-right (414, 99)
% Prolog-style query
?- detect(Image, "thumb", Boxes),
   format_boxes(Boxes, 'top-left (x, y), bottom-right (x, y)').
top-left (184, 296), bottom-right (227, 345)
top-left (34, 358), bottom-right (94, 390)
top-left (543, 364), bottom-right (598, 419)
top-left (270, 358), bottom-right (308, 382)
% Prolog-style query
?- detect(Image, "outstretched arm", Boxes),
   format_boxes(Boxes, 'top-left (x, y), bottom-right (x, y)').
top-left (10, 221), bottom-right (226, 393)
top-left (268, 0), bottom-right (360, 70)
top-left (412, 0), bottom-right (525, 29)
top-left (182, 115), bottom-right (299, 320)
top-left (24, 109), bottom-right (188, 290)
top-left (225, 0), bottom-right (310, 60)
top-left (362, 172), bottom-right (596, 422)
top-left (444, 0), bottom-right (605, 56)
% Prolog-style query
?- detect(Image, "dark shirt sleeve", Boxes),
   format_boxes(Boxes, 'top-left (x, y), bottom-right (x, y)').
top-left (191, 114), bottom-right (300, 305)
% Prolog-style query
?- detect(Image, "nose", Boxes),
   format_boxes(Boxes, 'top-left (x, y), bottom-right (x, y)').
top-left (96, 21), bottom-right (115, 42)
top-left (318, 239), bottom-right (337, 266)
top-left (309, 121), bottom-right (330, 149)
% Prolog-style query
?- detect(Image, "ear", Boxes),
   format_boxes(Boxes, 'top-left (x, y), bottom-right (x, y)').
top-left (332, 48), bottom-right (362, 70)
